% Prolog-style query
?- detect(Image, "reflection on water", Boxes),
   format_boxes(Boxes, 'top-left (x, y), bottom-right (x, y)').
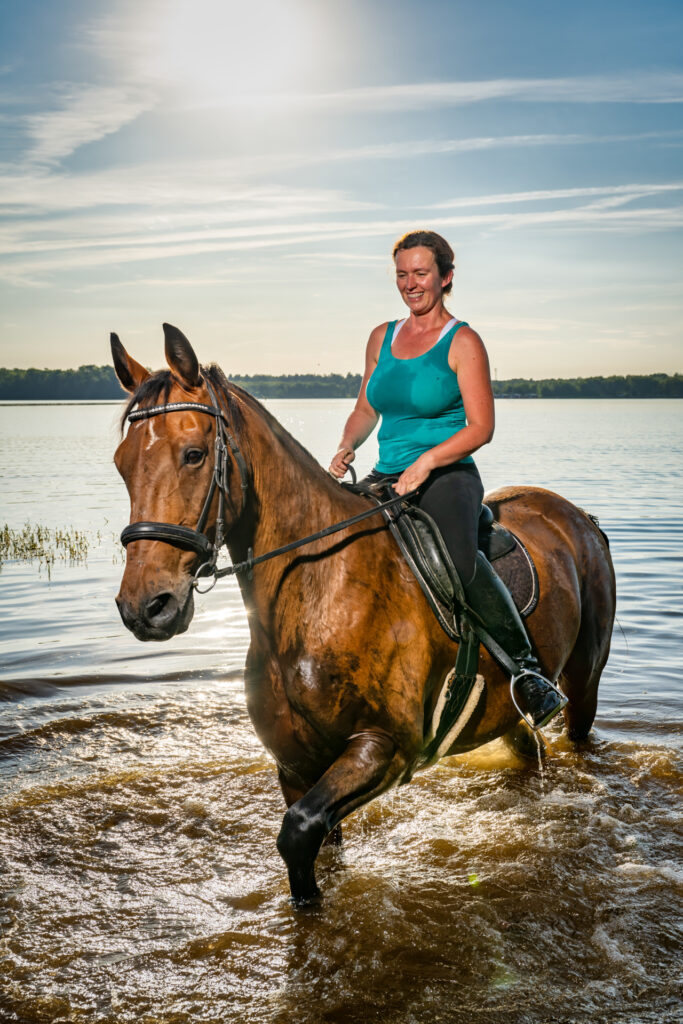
top-left (1, 399), bottom-right (682, 1023)
top-left (1, 680), bottom-right (681, 1023)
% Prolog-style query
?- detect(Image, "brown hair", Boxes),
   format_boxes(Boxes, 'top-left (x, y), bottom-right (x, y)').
top-left (392, 230), bottom-right (455, 295)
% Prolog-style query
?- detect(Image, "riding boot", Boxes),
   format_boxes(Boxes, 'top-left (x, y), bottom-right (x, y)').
top-left (463, 552), bottom-right (568, 730)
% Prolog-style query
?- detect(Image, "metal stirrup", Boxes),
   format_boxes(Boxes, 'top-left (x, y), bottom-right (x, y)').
top-left (510, 670), bottom-right (568, 731)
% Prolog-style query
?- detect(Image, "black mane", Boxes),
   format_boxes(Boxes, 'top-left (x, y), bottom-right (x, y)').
top-left (119, 362), bottom-right (321, 482)
top-left (120, 371), bottom-right (173, 431)
top-left (120, 363), bottom-right (235, 433)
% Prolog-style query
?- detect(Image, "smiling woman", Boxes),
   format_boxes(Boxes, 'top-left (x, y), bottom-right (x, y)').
top-left (145, 0), bottom-right (326, 99)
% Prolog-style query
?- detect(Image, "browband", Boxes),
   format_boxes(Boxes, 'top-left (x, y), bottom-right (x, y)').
top-left (128, 402), bottom-right (225, 423)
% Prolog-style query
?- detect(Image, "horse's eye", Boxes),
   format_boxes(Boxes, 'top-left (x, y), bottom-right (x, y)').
top-left (184, 448), bottom-right (205, 466)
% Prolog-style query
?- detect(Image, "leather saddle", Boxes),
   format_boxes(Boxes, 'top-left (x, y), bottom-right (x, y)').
top-left (347, 481), bottom-right (538, 644)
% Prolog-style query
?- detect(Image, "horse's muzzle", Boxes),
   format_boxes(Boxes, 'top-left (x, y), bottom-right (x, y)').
top-left (116, 585), bottom-right (195, 641)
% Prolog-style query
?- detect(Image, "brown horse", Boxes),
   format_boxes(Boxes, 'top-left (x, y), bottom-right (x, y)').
top-left (112, 323), bottom-right (616, 902)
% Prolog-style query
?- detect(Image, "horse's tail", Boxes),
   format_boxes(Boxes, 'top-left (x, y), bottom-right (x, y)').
top-left (577, 507), bottom-right (610, 548)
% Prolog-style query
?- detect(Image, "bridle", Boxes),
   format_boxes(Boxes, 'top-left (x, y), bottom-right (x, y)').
top-left (120, 377), bottom-right (249, 590)
top-left (120, 377), bottom-right (420, 592)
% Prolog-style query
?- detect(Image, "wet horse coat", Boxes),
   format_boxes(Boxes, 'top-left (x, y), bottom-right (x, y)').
top-left (112, 324), bottom-right (616, 902)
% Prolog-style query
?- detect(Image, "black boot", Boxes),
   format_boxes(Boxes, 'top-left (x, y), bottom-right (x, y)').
top-left (463, 552), bottom-right (567, 730)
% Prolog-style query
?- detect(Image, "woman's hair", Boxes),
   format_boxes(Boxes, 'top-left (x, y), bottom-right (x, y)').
top-left (392, 230), bottom-right (455, 294)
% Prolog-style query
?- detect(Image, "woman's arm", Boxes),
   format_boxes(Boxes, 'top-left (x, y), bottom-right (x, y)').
top-left (328, 325), bottom-right (384, 478)
top-left (394, 327), bottom-right (495, 494)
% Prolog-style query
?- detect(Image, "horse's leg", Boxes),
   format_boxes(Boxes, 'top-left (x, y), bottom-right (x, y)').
top-left (276, 730), bottom-right (403, 903)
top-left (501, 720), bottom-right (546, 762)
top-left (560, 607), bottom-right (613, 741)
top-left (278, 769), bottom-right (342, 847)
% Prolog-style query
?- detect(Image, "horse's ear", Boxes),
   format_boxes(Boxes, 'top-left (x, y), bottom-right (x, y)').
top-left (110, 333), bottom-right (150, 394)
top-left (163, 323), bottom-right (201, 390)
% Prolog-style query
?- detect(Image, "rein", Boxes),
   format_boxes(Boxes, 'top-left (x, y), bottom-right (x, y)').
top-left (204, 484), bottom-right (417, 592)
top-left (120, 382), bottom-right (416, 592)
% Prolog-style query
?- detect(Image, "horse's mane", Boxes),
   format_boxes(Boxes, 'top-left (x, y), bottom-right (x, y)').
top-left (121, 364), bottom-right (336, 490)
top-left (204, 364), bottom-right (336, 486)
top-left (120, 371), bottom-right (173, 432)
top-left (120, 365), bottom-right (242, 434)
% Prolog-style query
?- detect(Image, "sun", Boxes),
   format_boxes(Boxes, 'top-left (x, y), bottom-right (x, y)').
top-left (145, 0), bottom-right (324, 101)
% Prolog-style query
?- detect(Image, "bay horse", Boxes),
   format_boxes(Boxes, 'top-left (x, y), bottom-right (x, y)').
top-left (112, 323), bottom-right (616, 903)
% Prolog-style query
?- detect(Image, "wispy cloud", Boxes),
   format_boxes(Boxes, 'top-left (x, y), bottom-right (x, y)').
top-left (217, 72), bottom-right (683, 113)
top-left (428, 181), bottom-right (683, 210)
top-left (3, 129), bottom-right (681, 215)
top-left (0, 191), bottom-right (376, 254)
top-left (2, 195), bottom-right (682, 284)
top-left (24, 85), bottom-right (155, 164)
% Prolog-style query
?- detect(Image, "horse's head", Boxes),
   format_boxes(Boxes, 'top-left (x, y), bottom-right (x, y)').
top-left (112, 323), bottom-right (246, 641)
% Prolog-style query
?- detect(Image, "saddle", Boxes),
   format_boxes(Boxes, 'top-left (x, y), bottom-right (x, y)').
top-left (347, 481), bottom-right (538, 644)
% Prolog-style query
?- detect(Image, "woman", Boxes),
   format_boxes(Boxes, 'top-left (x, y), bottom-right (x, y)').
top-left (329, 230), bottom-right (565, 729)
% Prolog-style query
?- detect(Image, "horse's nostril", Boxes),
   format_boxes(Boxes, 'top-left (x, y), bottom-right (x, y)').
top-left (145, 591), bottom-right (176, 624)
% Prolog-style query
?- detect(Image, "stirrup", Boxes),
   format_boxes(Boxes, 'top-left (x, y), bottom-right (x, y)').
top-left (510, 670), bottom-right (568, 731)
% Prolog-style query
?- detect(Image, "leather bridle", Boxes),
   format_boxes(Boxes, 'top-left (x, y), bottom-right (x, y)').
top-left (120, 377), bottom-right (420, 593)
top-left (120, 378), bottom-right (249, 589)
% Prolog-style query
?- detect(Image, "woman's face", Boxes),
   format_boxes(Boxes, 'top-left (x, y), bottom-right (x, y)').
top-left (395, 246), bottom-right (452, 315)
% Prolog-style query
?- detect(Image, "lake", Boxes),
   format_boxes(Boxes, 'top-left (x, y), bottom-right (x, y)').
top-left (1, 398), bottom-right (682, 1024)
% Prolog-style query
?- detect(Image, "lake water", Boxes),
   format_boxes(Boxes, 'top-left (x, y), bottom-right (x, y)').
top-left (0, 398), bottom-right (682, 1024)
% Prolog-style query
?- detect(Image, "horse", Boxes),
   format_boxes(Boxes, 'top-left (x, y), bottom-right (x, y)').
top-left (111, 323), bottom-right (616, 903)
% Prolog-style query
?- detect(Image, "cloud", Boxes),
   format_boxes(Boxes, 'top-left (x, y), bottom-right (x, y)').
top-left (0, 158), bottom-right (381, 215)
top-left (3, 128), bottom-right (681, 215)
top-left (252, 129), bottom-right (683, 170)
top-left (24, 85), bottom-right (155, 164)
top-left (211, 72), bottom-right (683, 113)
top-left (2, 197), bottom-right (682, 283)
top-left (428, 181), bottom-right (683, 210)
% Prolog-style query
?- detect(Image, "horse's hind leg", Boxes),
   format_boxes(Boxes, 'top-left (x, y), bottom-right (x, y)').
top-left (560, 606), bottom-right (614, 742)
top-left (276, 731), bottom-right (403, 903)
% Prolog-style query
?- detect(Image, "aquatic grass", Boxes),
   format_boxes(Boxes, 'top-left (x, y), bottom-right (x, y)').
top-left (0, 523), bottom-right (95, 578)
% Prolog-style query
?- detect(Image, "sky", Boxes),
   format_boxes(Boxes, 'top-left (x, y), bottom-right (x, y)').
top-left (0, 0), bottom-right (682, 379)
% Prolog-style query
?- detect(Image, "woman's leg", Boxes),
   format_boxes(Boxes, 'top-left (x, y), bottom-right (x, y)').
top-left (415, 463), bottom-right (483, 585)
top-left (416, 462), bottom-right (565, 730)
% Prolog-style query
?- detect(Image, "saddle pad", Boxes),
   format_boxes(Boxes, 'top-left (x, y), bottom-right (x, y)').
top-left (493, 535), bottom-right (539, 618)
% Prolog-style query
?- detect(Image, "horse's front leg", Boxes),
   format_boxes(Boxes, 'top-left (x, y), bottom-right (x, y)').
top-left (276, 730), bottom-right (405, 903)
top-left (278, 770), bottom-right (343, 847)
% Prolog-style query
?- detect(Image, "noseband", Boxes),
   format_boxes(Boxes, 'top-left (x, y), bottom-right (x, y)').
top-left (120, 378), bottom-right (249, 588)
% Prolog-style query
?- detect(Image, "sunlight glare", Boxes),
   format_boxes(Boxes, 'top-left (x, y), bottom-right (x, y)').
top-left (149, 0), bottom-right (323, 100)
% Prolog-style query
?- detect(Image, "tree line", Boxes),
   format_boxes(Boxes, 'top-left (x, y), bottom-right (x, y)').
top-left (0, 365), bottom-right (681, 400)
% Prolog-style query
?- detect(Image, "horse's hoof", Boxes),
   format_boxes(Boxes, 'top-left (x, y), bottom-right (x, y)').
top-left (289, 887), bottom-right (322, 909)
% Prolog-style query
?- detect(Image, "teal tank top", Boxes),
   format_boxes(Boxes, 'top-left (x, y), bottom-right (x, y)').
top-left (365, 319), bottom-right (473, 473)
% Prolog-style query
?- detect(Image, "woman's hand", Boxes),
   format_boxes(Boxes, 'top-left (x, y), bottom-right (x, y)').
top-left (394, 453), bottom-right (433, 495)
top-left (329, 446), bottom-right (355, 479)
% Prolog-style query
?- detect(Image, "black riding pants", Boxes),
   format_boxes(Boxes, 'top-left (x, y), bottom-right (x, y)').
top-left (360, 462), bottom-right (484, 586)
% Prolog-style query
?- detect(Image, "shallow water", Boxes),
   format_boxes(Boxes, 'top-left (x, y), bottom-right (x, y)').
top-left (1, 399), bottom-right (682, 1023)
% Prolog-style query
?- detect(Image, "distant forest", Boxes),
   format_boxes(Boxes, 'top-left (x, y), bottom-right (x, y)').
top-left (0, 365), bottom-right (681, 400)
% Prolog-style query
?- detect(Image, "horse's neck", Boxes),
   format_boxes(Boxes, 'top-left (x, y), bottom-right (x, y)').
top-left (226, 391), bottom-right (364, 582)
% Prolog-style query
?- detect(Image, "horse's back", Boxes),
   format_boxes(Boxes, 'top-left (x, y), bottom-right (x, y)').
top-left (485, 484), bottom-right (613, 589)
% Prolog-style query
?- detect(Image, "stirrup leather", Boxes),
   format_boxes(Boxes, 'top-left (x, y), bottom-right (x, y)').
top-left (510, 671), bottom-right (568, 731)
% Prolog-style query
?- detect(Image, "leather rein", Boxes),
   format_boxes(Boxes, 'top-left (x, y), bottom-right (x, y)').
top-left (120, 380), bottom-right (416, 592)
